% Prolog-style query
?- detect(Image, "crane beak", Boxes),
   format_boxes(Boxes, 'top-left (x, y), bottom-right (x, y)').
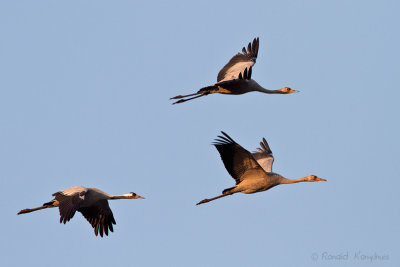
top-left (315, 177), bottom-right (326, 182)
top-left (291, 89), bottom-right (300, 93)
top-left (134, 195), bottom-right (145, 199)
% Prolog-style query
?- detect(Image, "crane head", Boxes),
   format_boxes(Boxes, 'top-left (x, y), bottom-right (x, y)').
top-left (130, 192), bottom-right (145, 199)
top-left (277, 87), bottom-right (300, 94)
top-left (306, 175), bottom-right (326, 182)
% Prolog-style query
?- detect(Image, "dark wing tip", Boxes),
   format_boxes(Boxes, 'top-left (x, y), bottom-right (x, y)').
top-left (240, 38), bottom-right (259, 59)
top-left (262, 138), bottom-right (272, 152)
top-left (253, 137), bottom-right (273, 154)
top-left (248, 37), bottom-right (259, 59)
top-left (220, 131), bottom-right (234, 141)
top-left (213, 131), bottom-right (235, 146)
top-left (252, 37), bottom-right (259, 58)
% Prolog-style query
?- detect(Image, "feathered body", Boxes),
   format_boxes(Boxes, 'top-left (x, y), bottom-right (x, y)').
top-left (171, 38), bottom-right (299, 104)
top-left (18, 186), bottom-right (144, 237)
top-left (196, 132), bottom-right (326, 205)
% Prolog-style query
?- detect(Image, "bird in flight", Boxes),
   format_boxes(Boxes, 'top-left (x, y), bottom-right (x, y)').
top-left (18, 186), bottom-right (145, 237)
top-left (171, 38), bottom-right (299, 104)
top-left (197, 132), bottom-right (325, 205)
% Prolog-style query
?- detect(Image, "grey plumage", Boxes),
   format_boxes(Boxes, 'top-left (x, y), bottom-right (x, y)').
top-left (196, 132), bottom-right (326, 205)
top-left (18, 186), bottom-right (144, 237)
top-left (252, 137), bottom-right (274, 172)
top-left (170, 38), bottom-right (299, 104)
top-left (217, 38), bottom-right (259, 82)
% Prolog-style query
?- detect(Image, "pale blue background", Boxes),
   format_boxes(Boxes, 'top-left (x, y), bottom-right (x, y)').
top-left (1, 0), bottom-right (399, 266)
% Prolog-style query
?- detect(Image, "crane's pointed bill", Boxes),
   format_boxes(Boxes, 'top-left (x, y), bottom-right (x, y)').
top-left (316, 177), bottom-right (327, 181)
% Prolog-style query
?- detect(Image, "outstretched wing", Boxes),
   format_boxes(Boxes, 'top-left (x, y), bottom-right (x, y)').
top-left (213, 131), bottom-right (264, 184)
top-left (252, 138), bottom-right (274, 172)
top-left (217, 37), bottom-right (259, 82)
top-left (78, 200), bottom-right (116, 237)
top-left (53, 186), bottom-right (88, 224)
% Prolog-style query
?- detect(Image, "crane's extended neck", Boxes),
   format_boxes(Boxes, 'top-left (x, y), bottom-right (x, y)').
top-left (279, 175), bottom-right (326, 184)
top-left (251, 81), bottom-right (298, 94)
top-left (256, 87), bottom-right (285, 94)
top-left (110, 193), bottom-right (145, 200)
top-left (279, 177), bottom-right (309, 184)
top-left (110, 193), bottom-right (135, 200)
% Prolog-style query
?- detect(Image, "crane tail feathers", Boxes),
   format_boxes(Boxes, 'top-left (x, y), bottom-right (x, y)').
top-left (198, 85), bottom-right (217, 94)
top-left (222, 187), bottom-right (236, 195)
top-left (43, 200), bottom-right (56, 206)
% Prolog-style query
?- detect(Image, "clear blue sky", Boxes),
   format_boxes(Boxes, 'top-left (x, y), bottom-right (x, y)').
top-left (1, 0), bottom-right (399, 266)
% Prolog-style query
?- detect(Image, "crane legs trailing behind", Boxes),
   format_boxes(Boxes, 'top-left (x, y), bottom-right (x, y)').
top-left (170, 92), bottom-right (209, 104)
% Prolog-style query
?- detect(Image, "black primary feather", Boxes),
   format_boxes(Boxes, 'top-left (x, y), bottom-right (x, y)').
top-left (213, 131), bottom-right (263, 184)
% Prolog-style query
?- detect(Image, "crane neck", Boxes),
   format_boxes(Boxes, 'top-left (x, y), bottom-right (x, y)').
top-left (252, 82), bottom-right (284, 94)
top-left (257, 87), bottom-right (286, 94)
top-left (279, 177), bottom-right (308, 184)
top-left (110, 193), bottom-right (133, 200)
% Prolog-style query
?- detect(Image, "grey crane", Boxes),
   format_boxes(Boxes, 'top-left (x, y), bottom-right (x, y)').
top-left (196, 132), bottom-right (326, 205)
top-left (18, 186), bottom-right (144, 237)
top-left (170, 38), bottom-right (299, 104)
